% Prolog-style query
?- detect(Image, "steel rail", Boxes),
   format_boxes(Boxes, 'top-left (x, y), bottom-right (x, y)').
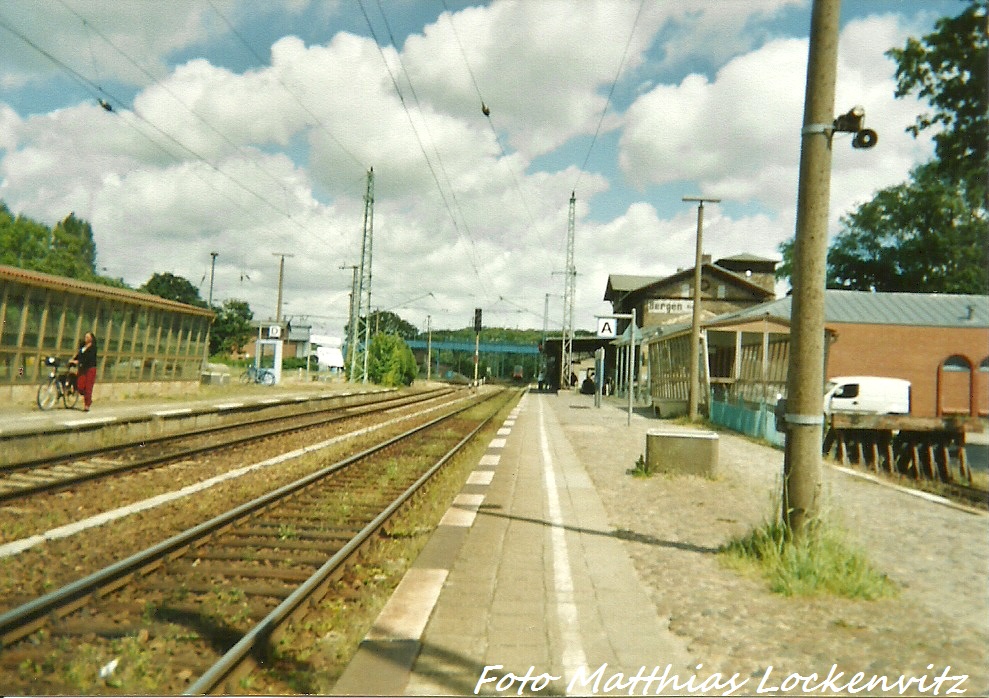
top-left (186, 389), bottom-right (508, 694)
top-left (0, 387), bottom-right (458, 503)
top-left (0, 389), bottom-right (495, 648)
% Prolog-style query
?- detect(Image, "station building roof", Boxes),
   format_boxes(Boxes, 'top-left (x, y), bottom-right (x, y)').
top-left (0, 264), bottom-right (214, 317)
top-left (708, 290), bottom-right (989, 329)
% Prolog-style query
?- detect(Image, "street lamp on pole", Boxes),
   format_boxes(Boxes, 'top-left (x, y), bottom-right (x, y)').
top-left (682, 196), bottom-right (720, 421)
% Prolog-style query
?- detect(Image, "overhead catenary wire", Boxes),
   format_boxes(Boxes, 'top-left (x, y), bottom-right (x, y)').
top-left (0, 9), bottom-right (324, 245)
top-left (572, 0), bottom-right (646, 195)
top-left (357, 0), bottom-right (491, 299)
top-left (53, 0), bottom-right (315, 221)
top-left (439, 0), bottom-right (537, 237)
top-left (203, 0), bottom-right (366, 172)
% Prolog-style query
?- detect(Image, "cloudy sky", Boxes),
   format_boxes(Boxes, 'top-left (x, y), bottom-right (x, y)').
top-left (0, 0), bottom-right (956, 336)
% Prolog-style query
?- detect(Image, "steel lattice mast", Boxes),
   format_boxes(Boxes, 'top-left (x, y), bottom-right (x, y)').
top-left (560, 191), bottom-right (576, 389)
top-left (352, 167), bottom-right (374, 383)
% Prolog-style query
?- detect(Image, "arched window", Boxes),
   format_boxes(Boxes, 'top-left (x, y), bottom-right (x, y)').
top-left (979, 358), bottom-right (989, 417)
top-left (938, 355), bottom-right (972, 416)
top-left (942, 355), bottom-right (971, 372)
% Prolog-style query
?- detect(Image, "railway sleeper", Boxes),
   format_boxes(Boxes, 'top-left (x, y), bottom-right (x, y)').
top-left (232, 524), bottom-right (357, 541)
top-left (213, 534), bottom-right (349, 551)
top-left (164, 561), bottom-right (317, 583)
top-left (190, 549), bottom-right (329, 566)
top-left (140, 579), bottom-right (296, 600)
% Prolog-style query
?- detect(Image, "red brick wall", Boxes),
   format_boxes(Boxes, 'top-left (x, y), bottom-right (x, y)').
top-left (826, 323), bottom-right (989, 417)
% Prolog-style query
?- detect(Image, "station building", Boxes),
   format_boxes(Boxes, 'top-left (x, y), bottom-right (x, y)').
top-left (604, 253), bottom-right (778, 330)
top-left (640, 290), bottom-right (989, 442)
top-left (0, 265), bottom-right (214, 402)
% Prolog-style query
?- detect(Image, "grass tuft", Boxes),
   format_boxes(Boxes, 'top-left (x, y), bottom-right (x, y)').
top-left (720, 513), bottom-right (897, 600)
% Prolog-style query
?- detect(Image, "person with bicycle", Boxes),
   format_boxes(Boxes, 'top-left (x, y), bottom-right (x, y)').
top-left (69, 331), bottom-right (98, 411)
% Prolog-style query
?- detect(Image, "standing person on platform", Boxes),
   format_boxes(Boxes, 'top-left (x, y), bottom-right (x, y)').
top-left (69, 331), bottom-right (98, 412)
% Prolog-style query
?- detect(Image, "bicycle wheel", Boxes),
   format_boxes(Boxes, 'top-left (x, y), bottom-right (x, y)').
top-left (37, 379), bottom-right (58, 410)
top-left (240, 370), bottom-right (253, 384)
top-left (260, 370), bottom-right (275, 386)
top-left (63, 380), bottom-right (79, 409)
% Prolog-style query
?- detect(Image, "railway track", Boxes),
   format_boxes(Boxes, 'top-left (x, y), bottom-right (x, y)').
top-left (0, 387), bottom-right (516, 695)
top-left (0, 386), bottom-right (456, 502)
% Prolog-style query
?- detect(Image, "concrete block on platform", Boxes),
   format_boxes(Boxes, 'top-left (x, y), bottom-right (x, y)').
top-left (645, 428), bottom-right (720, 478)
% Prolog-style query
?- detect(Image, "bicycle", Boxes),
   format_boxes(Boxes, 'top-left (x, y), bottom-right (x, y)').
top-left (37, 356), bottom-right (80, 410)
top-left (239, 365), bottom-right (275, 386)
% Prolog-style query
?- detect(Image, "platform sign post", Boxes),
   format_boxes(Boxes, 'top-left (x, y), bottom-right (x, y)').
top-left (596, 310), bottom-right (635, 426)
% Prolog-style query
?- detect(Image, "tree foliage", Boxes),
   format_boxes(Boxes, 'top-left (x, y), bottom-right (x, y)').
top-left (348, 310), bottom-right (419, 339)
top-left (778, 1), bottom-right (988, 293)
top-left (365, 333), bottom-right (418, 387)
top-left (825, 164), bottom-right (987, 292)
top-left (211, 299), bottom-right (254, 355)
top-left (0, 204), bottom-right (100, 280)
top-left (887, 0), bottom-right (988, 189)
top-left (140, 272), bottom-right (207, 307)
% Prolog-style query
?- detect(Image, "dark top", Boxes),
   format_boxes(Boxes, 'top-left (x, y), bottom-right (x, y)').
top-left (74, 341), bottom-right (98, 371)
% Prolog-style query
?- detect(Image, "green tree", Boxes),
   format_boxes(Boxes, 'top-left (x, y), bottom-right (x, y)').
top-left (210, 299), bottom-right (254, 355)
top-left (825, 163), bottom-right (987, 292)
top-left (778, 1), bottom-right (988, 293)
top-left (0, 204), bottom-right (98, 279)
top-left (140, 272), bottom-right (207, 307)
top-left (887, 0), bottom-right (988, 190)
top-left (46, 212), bottom-right (99, 279)
top-left (349, 310), bottom-right (419, 339)
top-left (366, 333), bottom-right (418, 386)
top-left (0, 203), bottom-right (48, 269)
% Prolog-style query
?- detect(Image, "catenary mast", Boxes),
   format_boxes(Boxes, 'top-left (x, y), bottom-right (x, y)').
top-left (352, 167), bottom-right (374, 383)
top-left (560, 191), bottom-right (576, 389)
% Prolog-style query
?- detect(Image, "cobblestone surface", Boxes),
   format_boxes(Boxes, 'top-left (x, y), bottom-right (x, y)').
top-left (553, 393), bottom-right (989, 695)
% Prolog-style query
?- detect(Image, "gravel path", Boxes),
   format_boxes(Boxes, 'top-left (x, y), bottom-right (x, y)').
top-left (550, 391), bottom-right (988, 695)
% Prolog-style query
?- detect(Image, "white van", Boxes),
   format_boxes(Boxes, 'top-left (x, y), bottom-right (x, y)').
top-left (823, 376), bottom-right (911, 416)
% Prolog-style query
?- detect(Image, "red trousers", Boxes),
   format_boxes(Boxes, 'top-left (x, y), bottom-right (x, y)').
top-left (76, 367), bottom-right (97, 409)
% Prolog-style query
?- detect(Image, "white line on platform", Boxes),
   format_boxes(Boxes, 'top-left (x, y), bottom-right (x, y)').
top-left (538, 400), bottom-right (589, 691)
top-left (467, 471), bottom-right (494, 486)
top-left (62, 416), bottom-right (117, 427)
top-left (366, 568), bottom-right (448, 641)
top-left (216, 402), bottom-right (244, 410)
top-left (479, 454), bottom-right (500, 467)
top-left (259, 398), bottom-right (282, 404)
top-left (439, 507), bottom-right (476, 527)
top-left (439, 493), bottom-right (486, 527)
top-left (489, 438), bottom-right (507, 449)
top-left (153, 408), bottom-right (192, 417)
top-left (497, 427), bottom-right (511, 436)
top-left (453, 493), bottom-right (485, 507)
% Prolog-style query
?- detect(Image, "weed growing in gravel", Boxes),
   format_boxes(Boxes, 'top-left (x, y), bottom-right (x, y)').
top-left (720, 515), bottom-right (897, 600)
top-left (627, 454), bottom-right (654, 478)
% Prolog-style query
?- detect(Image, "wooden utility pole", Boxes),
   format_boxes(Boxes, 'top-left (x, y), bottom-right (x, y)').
top-left (683, 197), bottom-right (720, 421)
top-left (202, 251), bottom-right (218, 371)
top-left (272, 252), bottom-right (294, 323)
top-left (783, 0), bottom-right (842, 537)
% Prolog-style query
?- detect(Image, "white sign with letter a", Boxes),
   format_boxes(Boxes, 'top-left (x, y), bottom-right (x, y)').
top-left (596, 317), bottom-right (617, 338)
